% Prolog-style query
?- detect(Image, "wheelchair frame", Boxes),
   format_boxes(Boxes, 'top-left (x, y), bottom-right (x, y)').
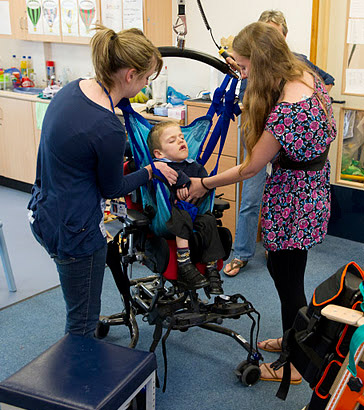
top-left (97, 202), bottom-right (263, 388)
top-left (97, 46), bottom-right (263, 388)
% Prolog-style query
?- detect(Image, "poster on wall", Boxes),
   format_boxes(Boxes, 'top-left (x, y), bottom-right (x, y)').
top-left (26, 0), bottom-right (44, 34)
top-left (61, 0), bottom-right (79, 36)
top-left (78, 0), bottom-right (97, 37)
top-left (101, 0), bottom-right (123, 32)
top-left (0, 1), bottom-right (12, 35)
top-left (350, 0), bottom-right (364, 18)
top-left (345, 69), bottom-right (364, 94)
top-left (42, 0), bottom-right (60, 35)
top-left (122, 0), bottom-right (143, 31)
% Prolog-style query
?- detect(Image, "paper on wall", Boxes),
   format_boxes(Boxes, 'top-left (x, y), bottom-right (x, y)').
top-left (123, 0), bottom-right (143, 31)
top-left (0, 1), bottom-right (12, 35)
top-left (78, 0), bottom-right (97, 37)
top-left (61, 0), bottom-right (78, 37)
top-left (350, 0), bottom-right (364, 18)
top-left (26, 0), bottom-right (44, 34)
top-left (42, 0), bottom-right (61, 36)
top-left (347, 18), bottom-right (364, 44)
top-left (345, 69), bottom-right (364, 94)
top-left (101, 0), bottom-right (123, 32)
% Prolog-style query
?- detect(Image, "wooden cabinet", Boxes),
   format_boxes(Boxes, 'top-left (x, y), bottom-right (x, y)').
top-left (143, 0), bottom-right (172, 46)
top-left (0, 96), bottom-right (38, 184)
top-left (185, 100), bottom-right (242, 238)
top-left (6, 0), bottom-right (101, 44)
top-left (1, 0), bottom-right (171, 46)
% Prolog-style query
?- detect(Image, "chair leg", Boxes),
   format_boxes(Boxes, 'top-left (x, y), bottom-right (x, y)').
top-left (0, 221), bottom-right (17, 292)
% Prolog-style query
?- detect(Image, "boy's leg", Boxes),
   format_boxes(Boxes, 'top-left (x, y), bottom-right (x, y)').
top-left (193, 213), bottom-right (225, 294)
top-left (175, 237), bottom-right (209, 290)
top-left (193, 212), bottom-right (225, 263)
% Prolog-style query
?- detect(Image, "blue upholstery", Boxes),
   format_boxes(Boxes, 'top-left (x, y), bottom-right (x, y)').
top-left (0, 333), bottom-right (157, 410)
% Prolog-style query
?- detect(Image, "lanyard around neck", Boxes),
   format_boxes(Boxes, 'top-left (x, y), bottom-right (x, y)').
top-left (97, 81), bottom-right (115, 114)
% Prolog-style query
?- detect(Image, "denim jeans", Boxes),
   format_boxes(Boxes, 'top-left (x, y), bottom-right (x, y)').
top-left (233, 165), bottom-right (266, 261)
top-left (54, 244), bottom-right (107, 338)
top-left (29, 223), bottom-right (107, 338)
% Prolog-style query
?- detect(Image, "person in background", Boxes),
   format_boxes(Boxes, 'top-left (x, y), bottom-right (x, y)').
top-left (223, 9), bottom-right (335, 282)
top-left (27, 26), bottom-right (178, 338)
top-left (147, 121), bottom-right (225, 295)
top-left (187, 21), bottom-right (337, 383)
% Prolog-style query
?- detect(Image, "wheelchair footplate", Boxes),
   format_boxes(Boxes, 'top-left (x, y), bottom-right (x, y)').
top-left (210, 294), bottom-right (253, 316)
top-left (163, 293), bottom-right (255, 331)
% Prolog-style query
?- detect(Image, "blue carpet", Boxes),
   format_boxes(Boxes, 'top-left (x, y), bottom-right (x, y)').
top-left (0, 233), bottom-right (363, 410)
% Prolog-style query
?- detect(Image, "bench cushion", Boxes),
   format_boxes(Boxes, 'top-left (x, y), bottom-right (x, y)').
top-left (0, 334), bottom-right (157, 410)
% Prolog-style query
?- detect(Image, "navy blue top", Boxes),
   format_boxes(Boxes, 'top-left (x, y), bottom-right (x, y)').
top-left (28, 79), bottom-right (149, 259)
top-left (166, 160), bottom-right (208, 188)
top-left (239, 53), bottom-right (335, 100)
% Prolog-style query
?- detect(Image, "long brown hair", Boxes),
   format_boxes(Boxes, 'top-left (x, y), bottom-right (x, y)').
top-left (232, 22), bottom-right (309, 168)
top-left (91, 25), bottom-right (163, 90)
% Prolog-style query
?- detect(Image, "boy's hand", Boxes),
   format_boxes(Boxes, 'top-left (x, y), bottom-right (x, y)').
top-left (176, 186), bottom-right (189, 201)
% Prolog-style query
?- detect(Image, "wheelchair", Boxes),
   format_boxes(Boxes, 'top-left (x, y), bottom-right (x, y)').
top-left (97, 182), bottom-right (263, 388)
top-left (95, 47), bottom-right (263, 388)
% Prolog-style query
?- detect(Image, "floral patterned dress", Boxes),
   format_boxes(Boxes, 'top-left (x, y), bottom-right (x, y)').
top-left (261, 76), bottom-right (337, 252)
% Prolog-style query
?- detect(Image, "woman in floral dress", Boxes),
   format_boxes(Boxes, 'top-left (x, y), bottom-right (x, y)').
top-left (187, 21), bottom-right (336, 383)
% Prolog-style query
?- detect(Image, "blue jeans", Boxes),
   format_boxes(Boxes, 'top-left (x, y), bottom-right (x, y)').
top-left (30, 222), bottom-right (107, 337)
top-left (54, 244), bottom-right (107, 338)
top-left (233, 165), bottom-right (266, 261)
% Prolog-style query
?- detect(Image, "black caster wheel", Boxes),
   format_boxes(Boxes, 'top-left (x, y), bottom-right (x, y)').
top-left (235, 360), bottom-right (261, 386)
top-left (95, 320), bottom-right (110, 339)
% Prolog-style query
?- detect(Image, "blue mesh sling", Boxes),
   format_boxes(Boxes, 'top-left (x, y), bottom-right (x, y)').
top-left (116, 74), bottom-right (241, 236)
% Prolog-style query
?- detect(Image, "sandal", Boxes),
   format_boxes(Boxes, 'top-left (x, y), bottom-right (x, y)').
top-left (258, 338), bottom-right (282, 353)
top-left (223, 258), bottom-right (248, 277)
top-left (260, 363), bottom-right (302, 385)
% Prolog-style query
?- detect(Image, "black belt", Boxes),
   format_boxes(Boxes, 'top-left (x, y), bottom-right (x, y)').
top-left (278, 146), bottom-right (330, 171)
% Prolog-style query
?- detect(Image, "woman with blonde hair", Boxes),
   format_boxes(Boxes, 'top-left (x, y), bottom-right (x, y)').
top-left (187, 21), bottom-right (336, 382)
top-left (28, 26), bottom-right (177, 337)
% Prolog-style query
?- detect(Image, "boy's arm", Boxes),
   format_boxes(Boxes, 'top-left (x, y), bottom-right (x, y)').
top-left (175, 171), bottom-right (191, 188)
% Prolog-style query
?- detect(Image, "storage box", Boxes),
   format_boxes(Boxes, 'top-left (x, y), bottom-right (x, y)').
top-left (168, 105), bottom-right (186, 120)
top-left (154, 106), bottom-right (168, 116)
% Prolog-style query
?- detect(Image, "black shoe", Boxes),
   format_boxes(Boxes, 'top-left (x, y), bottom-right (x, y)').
top-left (177, 262), bottom-right (209, 290)
top-left (205, 267), bottom-right (224, 295)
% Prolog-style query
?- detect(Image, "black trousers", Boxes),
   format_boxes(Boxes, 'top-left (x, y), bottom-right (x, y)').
top-left (267, 249), bottom-right (308, 333)
top-left (166, 208), bottom-right (225, 264)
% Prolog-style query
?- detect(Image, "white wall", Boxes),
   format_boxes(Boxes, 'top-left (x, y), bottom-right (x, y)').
top-left (0, 38), bottom-right (93, 86)
top-left (0, 0), bottom-right (312, 94)
top-left (167, 0), bottom-right (313, 97)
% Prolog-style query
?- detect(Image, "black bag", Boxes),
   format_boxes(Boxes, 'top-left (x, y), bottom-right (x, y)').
top-left (274, 261), bottom-right (364, 410)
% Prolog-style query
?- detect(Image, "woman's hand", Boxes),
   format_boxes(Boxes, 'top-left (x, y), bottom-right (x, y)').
top-left (186, 177), bottom-right (208, 203)
top-left (176, 186), bottom-right (189, 201)
top-left (148, 162), bottom-right (178, 185)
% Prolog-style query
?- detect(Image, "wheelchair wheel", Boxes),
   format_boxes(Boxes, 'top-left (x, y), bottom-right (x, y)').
top-left (116, 294), bottom-right (139, 348)
top-left (235, 360), bottom-right (261, 387)
top-left (95, 295), bottom-right (139, 348)
top-left (95, 320), bottom-right (110, 339)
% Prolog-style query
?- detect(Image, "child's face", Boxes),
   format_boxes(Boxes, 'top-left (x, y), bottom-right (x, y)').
top-left (154, 125), bottom-right (189, 162)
